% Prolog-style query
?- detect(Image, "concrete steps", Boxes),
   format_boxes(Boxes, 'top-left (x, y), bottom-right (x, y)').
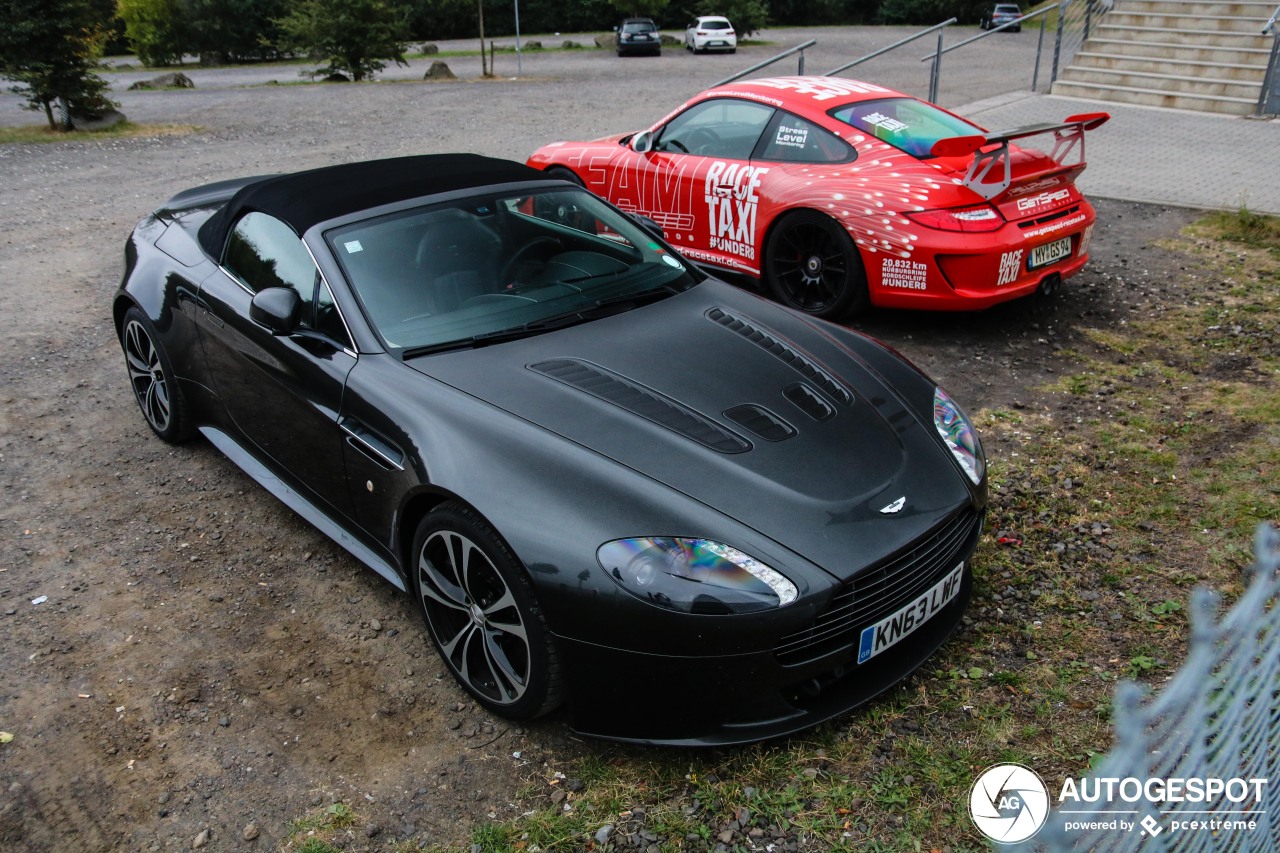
top-left (1052, 0), bottom-right (1277, 114)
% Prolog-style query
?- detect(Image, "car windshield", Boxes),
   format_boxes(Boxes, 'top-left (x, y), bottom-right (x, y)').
top-left (623, 21), bottom-right (655, 33)
top-left (327, 187), bottom-right (699, 355)
top-left (700, 19), bottom-right (731, 29)
top-left (995, 5), bottom-right (1021, 13)
top-left (828, 97), bottom-right (984, 159)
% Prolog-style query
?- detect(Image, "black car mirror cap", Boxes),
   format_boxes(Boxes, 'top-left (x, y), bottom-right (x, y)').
top-left (631, 131), bottom-right (653, 154)
top-left (250, 287), bottom-right (302, 335)
top-left (627, 212), bottom-right (665, 241)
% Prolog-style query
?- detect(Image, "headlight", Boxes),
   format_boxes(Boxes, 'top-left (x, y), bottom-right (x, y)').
top-left (597, 538), bottom-right (798, 614)
top-left (934, 387), bottom-right (985, 485)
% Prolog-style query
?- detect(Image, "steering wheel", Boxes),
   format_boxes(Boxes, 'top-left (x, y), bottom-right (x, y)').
top-left (500, 237), bottom-right (561, 284)
top-left (683, 127), bottom-right (721, 154)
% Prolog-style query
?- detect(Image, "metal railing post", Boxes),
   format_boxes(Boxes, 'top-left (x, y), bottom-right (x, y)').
top-left (1084, 0), bottom-right (1093, 41)
top-left (1051, 0), bottom-right (1068, 85)
top-left (1033, 17), bottom-right (1047, 91)
top-left (798, 48), bottom-right (805, 75)
top-left (1256, 35), bottom-right (1280, 116)
top-left (713, 39), bottom-right (817, 87)
top-left (929, 30), bottom-right (944, 103)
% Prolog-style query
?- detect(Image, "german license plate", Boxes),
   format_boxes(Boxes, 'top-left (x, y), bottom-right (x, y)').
top-left (857, 563), bottom-right (965, 664)
top-left (1029, 237), bottom-right (1072, 269)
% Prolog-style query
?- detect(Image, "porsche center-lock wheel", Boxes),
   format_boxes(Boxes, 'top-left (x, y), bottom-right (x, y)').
top-left (765, 210), bottom-right (869, 320)
top-left (121, 306), bottom-right (193, 443)
top-left (412, 503), bottom-right (561, 719)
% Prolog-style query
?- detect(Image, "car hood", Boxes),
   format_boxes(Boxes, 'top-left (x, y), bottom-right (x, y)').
top-left (408, 282), bottom-right (974, 579)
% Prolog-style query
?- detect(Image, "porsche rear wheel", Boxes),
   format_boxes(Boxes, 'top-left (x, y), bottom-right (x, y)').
top-left (764, 210), bottom-right (869, 320)
top-left (412, 503), bottom-right (561, 719)
top-left (121, 306), bottom-right (193, 443)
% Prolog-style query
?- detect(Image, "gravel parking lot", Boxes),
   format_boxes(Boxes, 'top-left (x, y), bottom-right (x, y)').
top-left (0, 26), bottom-right (1202, 852)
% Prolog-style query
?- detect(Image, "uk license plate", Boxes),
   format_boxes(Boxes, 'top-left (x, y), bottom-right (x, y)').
top-left (857, 563), bottom-right (965, 664)
top-left (1029, 237), bottom-right (1072, 269)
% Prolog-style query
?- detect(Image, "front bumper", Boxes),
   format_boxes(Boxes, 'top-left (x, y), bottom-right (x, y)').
top-left (557, 569), bottom-right (973, 745)
top-left (555, 505), bottom-right (984, 745)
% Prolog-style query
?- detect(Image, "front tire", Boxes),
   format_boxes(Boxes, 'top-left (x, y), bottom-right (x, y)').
top-left (121, 306), bottom-right (193, 443)
top-left (412, 503), bottom-right (561, 719)
top-left (764, 211), bottom-right (869, 320)
top-left (545, 165), bottom-right (584, 187)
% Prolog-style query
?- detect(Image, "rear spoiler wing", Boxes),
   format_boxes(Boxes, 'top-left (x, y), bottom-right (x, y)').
top-left (929, 112), bottom-right (1110, 201)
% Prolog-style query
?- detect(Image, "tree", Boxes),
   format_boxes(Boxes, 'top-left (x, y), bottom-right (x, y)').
top-left (0, 0), bottom-right (116, 130)
top-left (276, 0), bottom-right (411, 82)
top-left (186, 0), bottom-right (291, 62)
top-left (117, 0), bottom-right (187, 66)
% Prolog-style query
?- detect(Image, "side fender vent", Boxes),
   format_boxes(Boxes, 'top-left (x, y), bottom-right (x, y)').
top-left (529, 358), bottom-right (752, 454)
top-left (706, 308), bottom-right (853, 406)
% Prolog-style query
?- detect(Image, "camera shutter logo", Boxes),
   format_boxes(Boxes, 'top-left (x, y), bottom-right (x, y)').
top-left (969, 763), bottom-right (1051, 843)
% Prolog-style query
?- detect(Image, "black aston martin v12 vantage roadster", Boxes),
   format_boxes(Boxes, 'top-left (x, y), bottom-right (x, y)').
top-left (114, 154), bottom-right (986, 745)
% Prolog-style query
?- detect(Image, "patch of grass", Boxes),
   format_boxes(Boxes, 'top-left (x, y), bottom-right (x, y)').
top-left (284, 802), bottom-right (359, 851)
top-left (0, 121), bottom-right (200, 144)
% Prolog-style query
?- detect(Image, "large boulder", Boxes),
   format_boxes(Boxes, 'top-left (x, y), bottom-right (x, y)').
top-left (128, 72), bottom-right (195, 90)
top-left (594, 32), bottom-right (614, 49)
top-left (423, 61), bottom-right (456, 80)
top-left (70, 109), bottom-right (127, 131)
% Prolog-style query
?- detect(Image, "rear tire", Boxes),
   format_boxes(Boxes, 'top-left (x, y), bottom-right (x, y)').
top-left (764, 211), bottom-right (869, 320)
top-left (121, 306), bottom-right (194, 443)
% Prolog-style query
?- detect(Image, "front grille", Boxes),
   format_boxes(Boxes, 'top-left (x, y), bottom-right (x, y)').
top-left (774, 506), bottom-right (983, 665)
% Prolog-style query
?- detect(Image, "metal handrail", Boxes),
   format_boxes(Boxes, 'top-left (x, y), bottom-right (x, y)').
top-left (1264, 3), bottom-right (1279, 34)
top-left (712, 39), bottom-right (817, 87)
top-left (826, 18), bottom-right (956, 76)
top-left (918, 4), bottom-right (1057, 60)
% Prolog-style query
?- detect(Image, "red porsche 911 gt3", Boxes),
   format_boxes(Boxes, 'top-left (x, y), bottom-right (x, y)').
top-left (527, 76), bottom-right (1108, 319)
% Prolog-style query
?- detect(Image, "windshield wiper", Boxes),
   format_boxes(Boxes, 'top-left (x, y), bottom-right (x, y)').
top-left (401, 287), bottom-right (679, 359)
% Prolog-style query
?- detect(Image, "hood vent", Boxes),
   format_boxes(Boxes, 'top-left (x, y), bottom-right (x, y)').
top-left (784, 383), bottom-right (835, 422)
top-left (529, 358), bottom-right (752, 454)
top-left (706, 308), bottom-right (853, 407)
top-left (724, 404), bottom-right (796, 442)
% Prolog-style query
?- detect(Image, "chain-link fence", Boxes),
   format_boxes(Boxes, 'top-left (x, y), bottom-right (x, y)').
top-left (1035, 522), bottom-right (1279, 850)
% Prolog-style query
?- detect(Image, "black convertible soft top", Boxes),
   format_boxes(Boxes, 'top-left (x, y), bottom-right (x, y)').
top-left (197, 153), bottom-right (545, 258)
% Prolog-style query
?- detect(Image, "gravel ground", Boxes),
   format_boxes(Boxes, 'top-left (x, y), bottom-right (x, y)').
top-left (0, 26), bottom-right (1203, 852)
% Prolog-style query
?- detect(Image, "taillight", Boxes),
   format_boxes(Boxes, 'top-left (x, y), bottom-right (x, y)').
top-left (905, 205), bottom-right (1005, 233)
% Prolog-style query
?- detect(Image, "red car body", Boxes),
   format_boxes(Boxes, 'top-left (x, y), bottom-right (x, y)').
top-left (527, 76), bottom-right (1108, 318)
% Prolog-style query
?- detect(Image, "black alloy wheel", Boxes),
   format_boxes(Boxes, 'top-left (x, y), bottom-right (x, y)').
top-left (764, 210), bottom-right (869, 320)
top-left (412, 503), bottom-right (561, 719)
top-left (121, 306), bottom-right (192, 443)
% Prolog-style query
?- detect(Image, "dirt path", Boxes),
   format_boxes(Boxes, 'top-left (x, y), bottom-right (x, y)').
top-left (0, 34), bottom-right (1203, 852)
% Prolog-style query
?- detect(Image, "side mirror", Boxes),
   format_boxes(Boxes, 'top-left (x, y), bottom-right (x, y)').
top-left (627, 212), bottom-right (665, 241)
top-left (631, 130), bottom-right (653, 154)
top-left (250, 287), bottom-right (301, 335)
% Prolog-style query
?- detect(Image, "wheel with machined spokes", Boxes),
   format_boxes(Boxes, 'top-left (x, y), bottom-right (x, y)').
top-left (121, 306), bottom-right (192, 443)
top-left (412, 503), bottom-right (561, 718)
top-left (764, 210), bottom-right (869, 320)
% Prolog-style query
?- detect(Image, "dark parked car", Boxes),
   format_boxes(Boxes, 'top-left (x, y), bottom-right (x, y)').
top-left (981, 3), bottom-right (1023, 31)
top-left (115, 154), bottom-right (987, 745)
top-left (616, 17), bottom-right (662, 56)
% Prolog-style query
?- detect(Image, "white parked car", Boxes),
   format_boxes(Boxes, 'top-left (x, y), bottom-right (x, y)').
top-left (684, 16), bottom-right (737, 53)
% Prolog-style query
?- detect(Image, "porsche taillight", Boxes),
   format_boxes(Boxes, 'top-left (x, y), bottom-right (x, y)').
top-left (905, 204), bottom-right (1005, 233)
